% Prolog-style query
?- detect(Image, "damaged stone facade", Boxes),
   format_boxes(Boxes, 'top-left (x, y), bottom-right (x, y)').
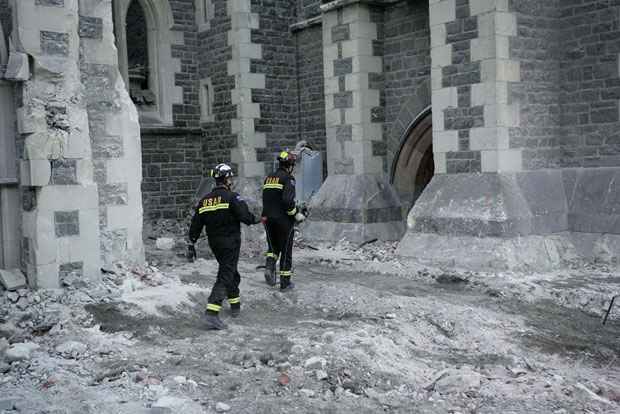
top-left (0, 0), bottom-right (143, 288)
top-left (1, 0), bottom-right (619, 284)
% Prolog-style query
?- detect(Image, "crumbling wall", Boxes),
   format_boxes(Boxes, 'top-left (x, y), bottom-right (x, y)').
top-left (12, 0), bottom-right (143, 287)
top-left (558, 0), bottom-right (620, 168)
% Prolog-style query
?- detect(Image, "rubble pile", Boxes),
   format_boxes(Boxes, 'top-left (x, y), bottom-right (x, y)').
top-left (0, 244), bottom-right (618, 413)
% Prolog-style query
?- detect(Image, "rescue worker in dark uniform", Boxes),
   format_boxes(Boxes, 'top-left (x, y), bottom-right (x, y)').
top-left (262, 151), bottom-right (307, 290)
top-left (188, 163), bottom-right (260, 330)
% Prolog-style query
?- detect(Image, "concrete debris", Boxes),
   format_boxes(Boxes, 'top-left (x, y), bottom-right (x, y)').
top-left (0, 399), bottom-right (19, 412)
top-left (299, 389), bottom-right (316, 398)
top-left (55, 341), bottom-right (88, 358)
top-left (4, 342), bottom-right (39, 362)
top-left (316, 369), bottom-right (328, 380)
top-left (0, 239), bottom-right (618, 413)
top-left (434, 368), bottom-right (482, 395)
top-left (215, 402), bottom-right (231, 412)
top-left (0, 322), bottom-right (20, 340)
top-left (0, 269), bottom-right (27, 291)
top-left (304, 356), bottom-right (327, 370)
top-left (0, 362), bottom-right (10, 374)
top-left (155, 238), bottom-right (175, 251)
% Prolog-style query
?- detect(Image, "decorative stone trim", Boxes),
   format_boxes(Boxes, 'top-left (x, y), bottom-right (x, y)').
top-left (430, 0), bottom-right (521, 174)
top-left (323, 3), bottom-right (383, 176)
top-left (226, 0), bottom-right (265, 178)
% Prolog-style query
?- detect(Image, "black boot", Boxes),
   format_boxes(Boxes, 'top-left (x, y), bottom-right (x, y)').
top-left (264, 256), bottom-right (276, 286)
top-left (280, 277), bottom-right (295, 291)
top-left (230, 304), bottom-right (240, 318)
top-left (204, 312), bottom-right (227, 330)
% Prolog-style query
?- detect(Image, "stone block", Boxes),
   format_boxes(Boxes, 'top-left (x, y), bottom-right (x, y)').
top-left (304, 174), bottom-right (404, 242)
top-left (497, 149), bottom-right (522, 172)
top-left (353, 55), bottom-right (381, 74)
top-left (50, 159), bottom-right (78, 185)
top-left (54, 210), bottom-right (80, 237)
top-left (333, 57), bottom-right (353, 76)
top-left (396, 232), bottom-right (578, 271)
top-left (434, 152), bottom-right (447, 174)
top-left (430, 0), bottom-right (456, 27)
top-left (40, 31), bottom-right (69, 56)
top-left (341, 38), bottom-right (374, 59)
top-left (20, 159), bottom-right (52, 187)
top-left (58, 261), bottom-right (83, 280)
top-left (99, 183), bottom-right (128, 206)
top-left (35, 0), bottom-right (65, 6)
top-left (0, 269), bottom-right (27, 291)
top-left (431, 44), bottom-right (452, 68)
top-left (431, 24), bottom-right (446, 48)
top-left (469, 0), bottom-right (496, 16)
top-left (404, 171), bottom-right (569, 238)
top-left (78, 15), bottom-right (103, 39)
top-left (4, 52), bottom-right (30, 81)
top-left (433, 130), bottom-right (459, 152)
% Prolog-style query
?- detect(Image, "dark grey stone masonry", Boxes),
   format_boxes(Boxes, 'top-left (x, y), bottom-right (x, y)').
top-left (99, 183), bottom-right (128, 206)
top-left (198, 0), bottom-right (236, 170)
top-left (382, 0), bottom-right (431, 174)
top-left (0, 0), bottom-right (11, 45)
top-left (50, 159), bottom-right (77, 185)
top-left (36, 0), bottom-right (64, 6)
top-left (296, 0), bottom-right (321, 21)
top-left (294, 24), bottom-right (326, 167)
top-left (446, 150), bottom-right (481, 174)
top-left (251, 0), bottom-right (299, 170)
top-left (141, 128), bottom-right (203, 220)
top-left (558, 0), bottom-right (620, 168)
top-left (509, 0), bottom-right (562, 170)
top-left (333, 58), bottom-right (353, 76)
top-left (54, 211), bottom-right (79, 237)
top-left (170, 0), bottom-right (200, 128)
top-left (59, 262), bottom-right (83, 280)
top-left (79, 16), bottom-right (103, 39)
top-left (40, 31), bottom-right (69, 56)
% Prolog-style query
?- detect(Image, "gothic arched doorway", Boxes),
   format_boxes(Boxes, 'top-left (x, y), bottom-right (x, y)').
top-left (390, 108), bottom-right (433, 211)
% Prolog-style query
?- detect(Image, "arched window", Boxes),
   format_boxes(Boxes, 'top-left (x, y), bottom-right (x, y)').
top-left (113, 0), bottom-right (177, 125)
top-left (125, 1), bottom-right (154, 106)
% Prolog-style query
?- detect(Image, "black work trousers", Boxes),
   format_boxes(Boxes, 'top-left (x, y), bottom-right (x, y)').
top-left (265, 217), bottom-right (295, 277)
top-left (206, 236), bottom-right (241, 313)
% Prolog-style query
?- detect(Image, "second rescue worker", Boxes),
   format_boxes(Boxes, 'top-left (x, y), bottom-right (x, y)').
top-left (262, 151), bottom-right (307, 290)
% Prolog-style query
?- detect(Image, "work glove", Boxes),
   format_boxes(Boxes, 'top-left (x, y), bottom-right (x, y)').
top-left (187, 244), bottom-right (197, 262)
top-left (294, 212), bottom-right (306, 223)
top-left (300, 205), bottom-right (309, 217)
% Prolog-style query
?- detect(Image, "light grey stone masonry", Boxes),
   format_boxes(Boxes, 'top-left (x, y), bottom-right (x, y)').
top-left (227, 0), bottom-right (266, 178)
top-left (305, 1), bottom-right (404, 243)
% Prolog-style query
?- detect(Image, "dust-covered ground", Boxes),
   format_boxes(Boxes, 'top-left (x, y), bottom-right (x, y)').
top-left (1, 233), bottom-right (620, 413)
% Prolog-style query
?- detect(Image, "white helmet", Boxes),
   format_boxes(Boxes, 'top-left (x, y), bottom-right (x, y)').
top-left (212, 163), bottom-right (234, 179)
